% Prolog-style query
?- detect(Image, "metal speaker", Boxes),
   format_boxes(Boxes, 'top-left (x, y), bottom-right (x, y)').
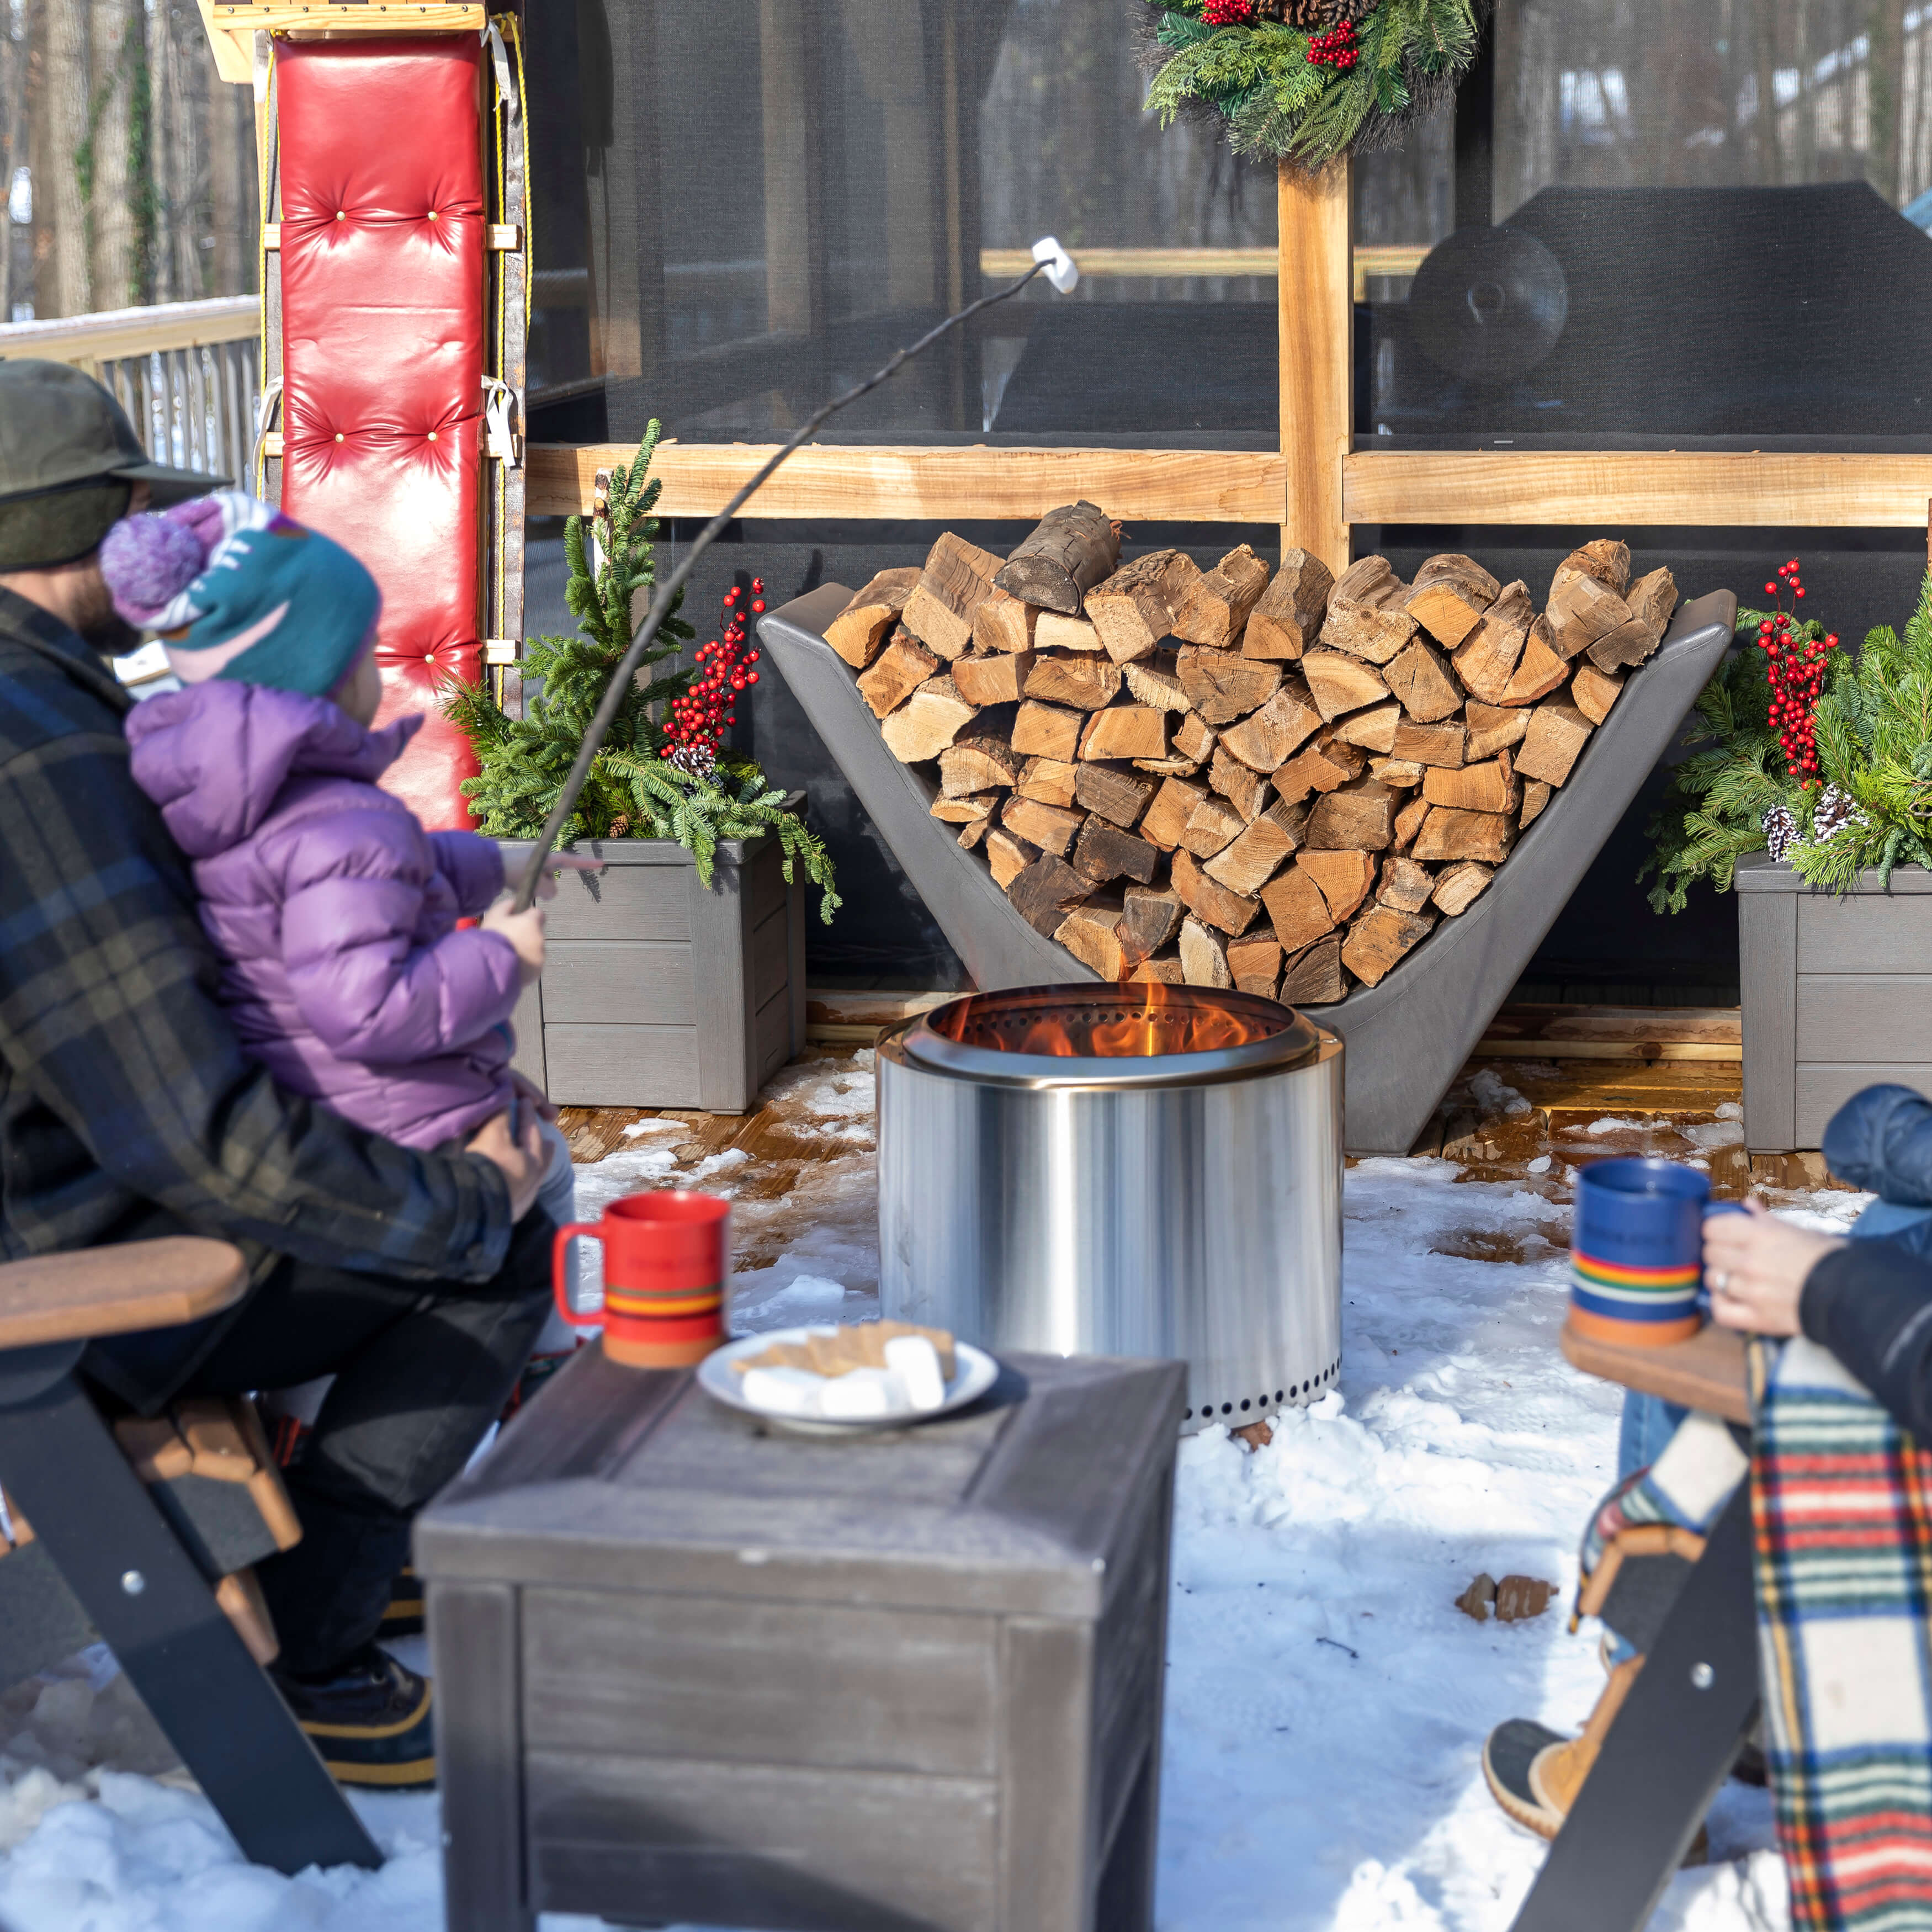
top-left (1406, 225), bottom-right (1569, 384)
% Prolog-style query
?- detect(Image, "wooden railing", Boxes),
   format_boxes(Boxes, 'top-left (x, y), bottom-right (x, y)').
top-left (0, 296), bottom-right (263, 489)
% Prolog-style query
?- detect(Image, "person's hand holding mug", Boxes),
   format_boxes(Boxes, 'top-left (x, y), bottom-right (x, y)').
top-left (1703, 1196), bottom-right (1846, 1337)
top-left (466, 1104), bottom-right (549, 1221)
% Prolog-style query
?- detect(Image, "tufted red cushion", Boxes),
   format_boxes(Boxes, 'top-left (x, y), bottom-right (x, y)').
top-left (277, 37), bottom-right (486, 832)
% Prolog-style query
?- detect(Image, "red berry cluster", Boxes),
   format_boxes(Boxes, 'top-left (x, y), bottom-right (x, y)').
top-left (1202, 0), bottom-right (1256, 23)
top-left (1307, 19), bottom-right (1359, 66)
top-left (662, 578), bottom-right (765, 768)
top-left (1755, 559), bottom-right (1838, 788)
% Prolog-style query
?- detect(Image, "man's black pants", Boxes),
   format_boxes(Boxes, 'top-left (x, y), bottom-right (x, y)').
top-left (172, 1209), bottom-right (554, 1676)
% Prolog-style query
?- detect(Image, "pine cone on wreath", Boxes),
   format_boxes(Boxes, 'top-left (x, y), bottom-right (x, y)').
top-left (1256, 0), bottom-right (1373, 24)
top-left (1761, 804), bottom-right (1797, 862)
top-left (1811, 784), bottom-right (1867, 842)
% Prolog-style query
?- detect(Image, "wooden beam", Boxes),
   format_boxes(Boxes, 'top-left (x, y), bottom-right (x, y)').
top-left (1278, 161), bottom-right (1352, 576)
top-left (0, 295), bottom-right (259, 367)
top-left (1344, 449), bottom-right (1932, 528)
top-left (527, 442), bottom-right (1288, 523)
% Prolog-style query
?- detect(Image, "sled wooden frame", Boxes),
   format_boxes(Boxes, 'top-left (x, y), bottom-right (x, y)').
top-left (0, 1239), bottom-right (380, 1874)
top-left (757, 585), bottom-right (1737, 1156)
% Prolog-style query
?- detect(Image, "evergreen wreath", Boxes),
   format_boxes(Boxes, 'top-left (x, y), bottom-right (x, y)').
top-left (443, 424), bottom-right (841, 922)
top-left (1138, 0), bottom-right (1484, 171)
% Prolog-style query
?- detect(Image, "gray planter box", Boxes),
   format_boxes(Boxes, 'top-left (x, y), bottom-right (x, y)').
top-left (499, 809), bottom-right (806, 1113)
top-left (416, 1343), bottom-right (1185, 1932)
top-left (1738, 853), bottom-right (1932, 1151)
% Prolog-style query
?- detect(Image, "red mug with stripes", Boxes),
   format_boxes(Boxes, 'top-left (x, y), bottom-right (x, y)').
top-left (552, 1192), bottom-right (731, 1368)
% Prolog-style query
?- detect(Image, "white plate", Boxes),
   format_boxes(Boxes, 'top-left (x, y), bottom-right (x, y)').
top-left (698, 1326), bottom-right (1001, 1435)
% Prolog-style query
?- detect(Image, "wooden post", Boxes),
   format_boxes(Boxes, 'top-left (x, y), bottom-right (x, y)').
top-left (1278, 160), bottom-right (1353, 577)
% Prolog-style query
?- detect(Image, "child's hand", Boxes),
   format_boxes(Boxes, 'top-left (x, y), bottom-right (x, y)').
top-left (520, 851), bottom-right (603, 903)
top-left (482, 895), bottom-right (547, 983)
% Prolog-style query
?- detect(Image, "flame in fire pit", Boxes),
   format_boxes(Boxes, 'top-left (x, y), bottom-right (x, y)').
top-left (930, 981), bottom-right (1289, 1059)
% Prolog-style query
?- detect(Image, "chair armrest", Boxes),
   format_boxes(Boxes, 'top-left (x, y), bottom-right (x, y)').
top-left (0, 1238), bottom-right (248, 1352)
top-left (1561, 1319), bottom-right (1750, 1425)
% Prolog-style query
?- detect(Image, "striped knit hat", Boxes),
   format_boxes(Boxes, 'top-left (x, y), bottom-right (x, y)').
top-left (99, 491), bottom-right (380, 697)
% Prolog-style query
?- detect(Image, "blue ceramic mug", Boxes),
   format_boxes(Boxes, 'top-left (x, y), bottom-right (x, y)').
top-left (1570, 1158), bottom-right (1746, 1346)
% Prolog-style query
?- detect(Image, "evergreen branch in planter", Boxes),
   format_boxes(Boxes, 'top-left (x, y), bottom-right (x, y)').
top-left (442, 424), bottom-right (841, 922)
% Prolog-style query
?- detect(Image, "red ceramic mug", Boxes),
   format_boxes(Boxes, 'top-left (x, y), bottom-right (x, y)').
top-left (552, 1191), bottom-right (730, 1368)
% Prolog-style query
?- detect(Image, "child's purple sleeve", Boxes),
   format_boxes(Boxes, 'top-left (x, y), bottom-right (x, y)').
top-left (428, 830), bottom-right (507, 917)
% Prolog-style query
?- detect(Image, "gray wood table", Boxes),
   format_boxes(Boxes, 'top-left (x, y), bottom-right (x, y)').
top-left (416, 1341), bottom-right (1186, 1932)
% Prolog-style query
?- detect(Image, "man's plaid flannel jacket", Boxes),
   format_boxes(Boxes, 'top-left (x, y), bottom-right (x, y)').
top-left (0, 586), bottom-right (511, 1403)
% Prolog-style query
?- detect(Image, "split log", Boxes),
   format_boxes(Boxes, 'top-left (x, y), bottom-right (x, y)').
top-left (1074, 762), bottom-right (1155, 827)
top-left (1025, 651), bottom-right (1122, 712)
top-left (1586, 568), bottom-right (1678, 671)
top-left (1141, 776), bottom-right (1208, 851)
top-left (1007, 856), bottom-right (1092, 936)
top-left (1303, 649), bottom-right (1390, 722)
top-left (994, 502), bottom-right (1120, 615)
top-left (1383, 635), bottom-right (1464, 724)
top-left (1179, 915), bottom-right (1234, 988)
top-left (1451, 580), bottom-right (1533, 705)
top-left (1514, 700), bottom-right (1594, 787)
top-left (959, 815), bottom-right (994, 850)
top-left (1282, 934), bottom-right (1345, 1005)
top-left (1132, 953), bottom-right (1186, 985)
top-left (1171, 848), bottom-right (1263, 936)
top-left (826, 567), bottom-right (920, 668)
top-left (1411, 806), bottom-right (1515, 865)
top-left (931, 794), bottom-right (995, 824)
top-left (1226, 933), bottom-right (1283, 997)
top-left (1546, 550), bottom-right (1632, 660)
top-left (1018, 756), bottom-right (1080, 806)
top-left (1404, 553), bottom-right (1500, 649)
top-left (1175, 793), bottom-right (1247, 859)
top-left (1203, 809), bottom-right (1300, 898)
top-left (1121, 648), bottom-right (1190, 710)
top-left (1209, 744), bottom-right (1273, 820)
top-left (1432, 861), bottom-right (1493, 916)
top-left (1376, 854), bottom-right (1436, 914)
top-left (1298, 848), bottom-right (1377, 922)
top-left (1135, 756), bottom-right (1202, 779)
top-left (1177, 646), bottom-right (1282, 725)
top-left (986, 829), bottom-right (1037, 890)
top-left (1072, 818), bottom-right (1160, 886)
top-left (971, 585), bottom-right (1038, 656)
top-left (1570, 661), bottom-right (1623, 724)
top-left (1369, 757), bottom-right (1425, 789)
top-left (1001, 794), bottom-right (1085, 858)
top-left (1172, 544), bottom-right (1270, 649)
top-left (1036, 611), bottom-right (1105, 654)
top-left (1306, 779), bottom-right (1395, 852)
top-left (1335, 699), bottom-right (1401, 754)
top-left (1464, 701), bottom-right (1528, 762)
top-left (951, 650), bottom-right (1033, 707)
top-left (1174, 713), bottom-right (1217, 763)
top-left (1498, 617), bottom-right (1568, 705)
top-left (904, 533), bottom-right (1006, 660)
top-left (1078, 705), bottom-right (1167, 760)
top-left (1422, 751), bottom-right (1518, 815)
top-left (1219, 681), bottom-right (1323, 771)
top-left (1341, 906), bottom-right (1435, 988)
top-left (1390, 719), bottom-right (1466, 768)
top-left (1119, 885), bottom-right (1182, 963)
top-left (857, 629), bottom-right (940, 718)
top-left (1087, 551), bottom-right (1197, 664)
top-left (1392, 793), bottom-right (1430, 854)
top-left (1244, 549), bottom-right (1333, 660)
top-left (1519, 779), bottom-right (1552, 829)
top-left (1271, 729), bottom-right (1367, 804)
top-left (1054, 902), bottom-right (1126, 979)
top-left (1261, 866), bottom-right (1336, 952)
top-left (1322, 556), bottom-right (1418, 665)
top-left (939, 735), bottom-right (1022, 798)
top-left (880, 676), bottom-right (976, 761)
top-left (1554, 538), bottom-right (1632, 598)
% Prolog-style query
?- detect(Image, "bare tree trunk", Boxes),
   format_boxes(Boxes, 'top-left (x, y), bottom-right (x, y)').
top-left (45, 0), bottom-right (89, 315)
top-left (0, 0), bottom-right (17, 322)
top-left (26, 0), bottom-right (57, 316)
top-left (150, 0), bottom-right (205, 301)
top-left (88, 0), bottom-right (141, 307)
top-left (208, 68), bottom-right (250, 295)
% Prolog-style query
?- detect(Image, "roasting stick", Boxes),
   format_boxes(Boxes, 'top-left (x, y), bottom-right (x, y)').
top-left (509, 238), bottom-right (1082, 915)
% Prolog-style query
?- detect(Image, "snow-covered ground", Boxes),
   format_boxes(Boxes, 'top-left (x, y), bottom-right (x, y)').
top-left (0, 1053), bottom-right (1868, 1932)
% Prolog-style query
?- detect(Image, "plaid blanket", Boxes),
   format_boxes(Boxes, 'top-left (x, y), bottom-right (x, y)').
top-left (1751, 1334), bottom-right (1932, 1932)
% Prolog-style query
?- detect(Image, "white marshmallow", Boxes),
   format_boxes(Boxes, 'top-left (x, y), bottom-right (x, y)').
top-left (883, 1335), bottom-right (947, 1411)
top-left (818, 1366), bottom-right (909, 1420)
top-left (740, 1366), bottom-right (826, 1417)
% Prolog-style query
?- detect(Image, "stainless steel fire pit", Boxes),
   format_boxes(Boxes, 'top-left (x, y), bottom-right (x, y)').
top-left (877, 985), bottom-right (1343, 1427)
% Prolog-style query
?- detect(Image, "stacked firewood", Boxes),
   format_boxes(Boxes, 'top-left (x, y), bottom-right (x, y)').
top-left (822, 503), bottom-right (1677, 1002)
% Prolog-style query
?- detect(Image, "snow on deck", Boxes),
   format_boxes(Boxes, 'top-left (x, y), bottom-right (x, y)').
top-left (0, 1049), bottom-right (1867, 1931)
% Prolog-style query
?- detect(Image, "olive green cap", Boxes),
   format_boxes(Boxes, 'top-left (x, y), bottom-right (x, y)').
top-left (0, 359), bottom-right (220, 570)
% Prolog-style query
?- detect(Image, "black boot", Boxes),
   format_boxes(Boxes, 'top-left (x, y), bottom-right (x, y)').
top-left (272, 1643), bottom-right (436, 1788)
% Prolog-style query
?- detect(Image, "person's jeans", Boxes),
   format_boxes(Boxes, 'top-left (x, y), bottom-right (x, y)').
top-left (168, 1206), bottom-right (554, 1676)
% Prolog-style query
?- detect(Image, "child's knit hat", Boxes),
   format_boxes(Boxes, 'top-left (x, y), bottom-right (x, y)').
top-left (99, 491), bottom-right (380, 697)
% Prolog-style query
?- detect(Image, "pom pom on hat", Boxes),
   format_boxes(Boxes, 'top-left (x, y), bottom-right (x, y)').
top-left (100, 510), bottom-right (210, 628)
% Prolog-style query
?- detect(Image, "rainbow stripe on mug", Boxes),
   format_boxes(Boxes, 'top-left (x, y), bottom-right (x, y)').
top-left (1567, 1249), bottom-right (1704, 1345)
top-left (1568, 1157), bottom-right (1739, 1348)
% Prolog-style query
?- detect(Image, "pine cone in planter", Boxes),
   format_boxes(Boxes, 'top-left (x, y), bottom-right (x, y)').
top-left (1812, 784), bottom-right (1867, 842)
top-left (1256, 0), bottom-right (1373, 23)
top-left (1761, 803), bottom-right (1797, 862)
